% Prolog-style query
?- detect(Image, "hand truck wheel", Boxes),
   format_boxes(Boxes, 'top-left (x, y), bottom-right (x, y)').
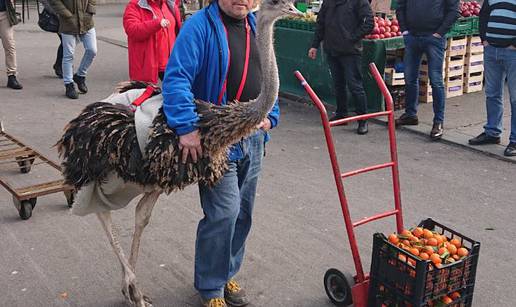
top-left (323, 268), bottom-right (355, 306)
top-left (16, 157), bottom-right (32, 173)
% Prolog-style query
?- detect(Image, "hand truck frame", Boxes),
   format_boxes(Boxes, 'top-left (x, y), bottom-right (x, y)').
top-left (294, 63), bottom-right (404, 306)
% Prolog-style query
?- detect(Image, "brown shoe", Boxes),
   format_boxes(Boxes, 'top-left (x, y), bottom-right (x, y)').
top-left (201, 297), bottom-right (227, 307)
top-left (395, 113), bottom-right (418, 126)
top-left (224, 280), bottom-right (249, 306)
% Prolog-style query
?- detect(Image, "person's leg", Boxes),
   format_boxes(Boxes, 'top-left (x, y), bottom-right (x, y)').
top-left (0, 12), bottom-right (22, 89)
top-left (61, 33), bottom-right (77, 85)
top-left (483, 45), bottom-right (505, 139)
top-left (229, 131), bottom-right (264, 278)
top-left (342, 54), bottom-right (367, 115)
top-left (196, 162), bottom-right (240, 301)
top-left (424, 35), bottom-right (446, 124)
top-left (54, 34), bottom-right (63, 77)
top-left (76, 28), bottom-right (97, 77)
top-left (326, 53), bottom-right (349, 118)
top-left (504, 48), bottom-right (516, 147)
top-left (402, 34), bottom-right (424, 118)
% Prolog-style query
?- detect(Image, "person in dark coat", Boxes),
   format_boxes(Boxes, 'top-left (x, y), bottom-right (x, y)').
top-left (395, 0), bottom-right (459, 140)
top-left (308, 0), bottom-right (374, 135)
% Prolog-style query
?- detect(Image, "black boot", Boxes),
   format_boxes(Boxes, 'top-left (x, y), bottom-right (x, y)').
top-left (357, 120), bottom-right (368, 135)
top-left (65, 83), bottom-right (79, 99)
top-left (53, 63), bottom-right (63, 78)
top-left (7, 75), bottom-right (23, 90)
top-left (73, 74), bottom-right (88, 93)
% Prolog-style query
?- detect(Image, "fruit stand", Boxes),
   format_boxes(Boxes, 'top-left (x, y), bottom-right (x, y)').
top-left (275, 1), bottom-right (482, 112)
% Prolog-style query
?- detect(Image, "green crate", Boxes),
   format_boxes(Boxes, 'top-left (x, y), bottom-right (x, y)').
top-left (447, 17), bottom-right (479, 37)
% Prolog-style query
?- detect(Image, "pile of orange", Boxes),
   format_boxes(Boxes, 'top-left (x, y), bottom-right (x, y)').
top-left (387, 227), bottom-right (469, 268)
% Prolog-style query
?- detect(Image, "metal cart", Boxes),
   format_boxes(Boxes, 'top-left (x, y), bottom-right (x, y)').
top-left (294, 63), bottom-right (405, 306)
top-left (0, 122), bottom-right (74, 220)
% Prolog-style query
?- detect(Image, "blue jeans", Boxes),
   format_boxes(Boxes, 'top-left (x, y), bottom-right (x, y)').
top-left (483, 45), bottom-right (516, 143)
top-left (61, 28), bottom-right (97, 84)
top-left (195, 130), bottom-right (265, 300)
top-left (403, 34), bottom-right (447, 123)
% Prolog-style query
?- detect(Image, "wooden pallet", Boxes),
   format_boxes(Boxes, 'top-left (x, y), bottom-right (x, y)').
top-left (447, 36), bottom-right (467, 56)
top-left (467, 35), bottom-right (484, 55)
top-left (384, 68), bottom-right (405, 86)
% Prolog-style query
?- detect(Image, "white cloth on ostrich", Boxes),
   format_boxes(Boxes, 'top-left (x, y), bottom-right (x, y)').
top-left (72, 89), bottom-right (163, 216)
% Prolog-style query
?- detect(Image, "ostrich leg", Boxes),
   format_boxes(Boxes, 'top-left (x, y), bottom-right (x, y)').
top-left (97, 211), bottom-right (152, 307)
top-left (129, 190), bottom-right (162, 270)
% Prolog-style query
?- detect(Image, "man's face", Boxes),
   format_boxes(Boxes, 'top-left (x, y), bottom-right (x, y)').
top-left (218, 0), bottom-right (254, 19)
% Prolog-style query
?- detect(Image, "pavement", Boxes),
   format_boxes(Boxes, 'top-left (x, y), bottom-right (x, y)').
top-left (1, 4), bottom-right (516, 307)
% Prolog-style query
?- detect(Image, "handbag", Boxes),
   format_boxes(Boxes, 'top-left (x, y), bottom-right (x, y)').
top-left (38, 8), bottom-right (59, 33)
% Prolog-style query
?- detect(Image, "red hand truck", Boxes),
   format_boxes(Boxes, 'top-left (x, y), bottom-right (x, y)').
top-left (294, 63), bottom-right (404, 306)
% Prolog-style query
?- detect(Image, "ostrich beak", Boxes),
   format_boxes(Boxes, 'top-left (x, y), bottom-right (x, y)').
top-left (282, 3), bottom-right (304, 17)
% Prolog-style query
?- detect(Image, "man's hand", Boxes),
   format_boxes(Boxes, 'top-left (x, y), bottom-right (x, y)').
top-left (160, 19), bottom-right (170, 28)
top-left (483, 41), bottom-right (489, 47)
top-left (179, 130), bottom-right (202, 163)
top-left (256, 118), bottom-right (272, 131)
top-left (308, 48), bottom-right (318, 60)
top-left (432, 33), bottom-right (442, 38)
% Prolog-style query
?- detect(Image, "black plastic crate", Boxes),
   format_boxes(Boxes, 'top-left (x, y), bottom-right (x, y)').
top-left (368, 218), bottom-right (481, 307)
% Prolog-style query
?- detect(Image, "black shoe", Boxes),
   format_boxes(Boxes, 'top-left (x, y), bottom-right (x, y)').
top-left (7, 75), bottom-right (23, 90)
top-left (357, 120), bottom-right (368, 135)
top-left (395, 113), bottom-right (418, 126)
top-left (504, 143), bottom-right (516, 157)
top-left (65, 83), bottom-right (79, 99)
top-left (224, 280), bottom-right (249, 307)
top-left (329, 113), bottom-right (348, 125)
top-left (73, 74), bottom-right (88, 93)
top-left (53, 63), bottom-right (63, 78)
top-left (468, 132), bottom-right (500, 145)
top-left (430, 122), bottom-right (444, 140)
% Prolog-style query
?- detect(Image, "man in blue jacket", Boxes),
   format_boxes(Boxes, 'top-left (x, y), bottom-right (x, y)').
top-left (161, 0), bottom-right (280, 305)
top-left (395, 0), bottom-right (459, 140)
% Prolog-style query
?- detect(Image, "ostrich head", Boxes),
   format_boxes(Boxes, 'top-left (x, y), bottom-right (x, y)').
top-left (259, 0), bottom-right (304, 22)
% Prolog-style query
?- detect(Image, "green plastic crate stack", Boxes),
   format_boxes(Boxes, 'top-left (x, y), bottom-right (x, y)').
top-left (446, 16), bottom-right (479, 37)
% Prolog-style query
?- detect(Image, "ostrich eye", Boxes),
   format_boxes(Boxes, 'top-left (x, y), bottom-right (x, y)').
top-left (272, 0), bottom-right (279, 4)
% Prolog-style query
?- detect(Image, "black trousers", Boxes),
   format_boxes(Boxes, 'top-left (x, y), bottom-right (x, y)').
top-left (326, 53), bottom-right (368, 116)
top-left (55, 34), bottom-right (63, 67)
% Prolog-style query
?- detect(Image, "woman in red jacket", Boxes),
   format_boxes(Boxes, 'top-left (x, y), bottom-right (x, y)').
top-left (123, 0), bottom-right (182, 84)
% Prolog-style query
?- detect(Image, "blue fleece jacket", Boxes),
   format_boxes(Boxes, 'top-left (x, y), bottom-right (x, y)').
top-left (162, 2), bottom-right (280, 160)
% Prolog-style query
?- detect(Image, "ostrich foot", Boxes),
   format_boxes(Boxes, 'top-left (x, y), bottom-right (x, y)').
top-left (121, 277), bottom-right (153, 307)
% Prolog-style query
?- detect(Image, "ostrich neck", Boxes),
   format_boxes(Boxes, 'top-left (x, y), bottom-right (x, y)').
top-left (254, 17), bottom-right (279, 119)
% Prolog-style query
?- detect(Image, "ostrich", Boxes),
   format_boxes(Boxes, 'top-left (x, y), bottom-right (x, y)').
top-left (56, 1), bottom-right (302, 306)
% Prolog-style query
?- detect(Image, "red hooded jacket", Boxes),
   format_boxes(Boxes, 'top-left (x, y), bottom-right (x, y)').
top-left (123, 0), bottom-right (182, 84)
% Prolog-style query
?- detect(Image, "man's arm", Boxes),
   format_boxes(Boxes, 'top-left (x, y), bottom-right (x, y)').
top-left (352, 0), bottom-right (374, 41)
top-left (436, 0), bottom-right (460, 37)
top-left (311, 1), bottom-right (328, 49)
top-left (162, 20), bottom-right (206, 162)
top-left (396, 0), bottom-right (408, 33)
top-left (48, 0), bottom-right (73, 18)
top-left (87, 0), bottom-right (96, 15)
top-left (478, 0), bottom-right (490, 43)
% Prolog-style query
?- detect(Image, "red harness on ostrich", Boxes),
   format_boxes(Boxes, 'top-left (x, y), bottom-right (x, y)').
top-left (130, 85), bottom-right (161, 112)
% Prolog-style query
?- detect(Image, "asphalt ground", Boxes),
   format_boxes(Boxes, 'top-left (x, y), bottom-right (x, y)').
top-left (1, 4), bottom-right (515, 307)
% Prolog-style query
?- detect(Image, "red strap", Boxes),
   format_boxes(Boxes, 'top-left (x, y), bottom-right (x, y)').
top-left (217, 17), bottom-right (251, 105)
top-left (130, 86), bottom-right (158, 111)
